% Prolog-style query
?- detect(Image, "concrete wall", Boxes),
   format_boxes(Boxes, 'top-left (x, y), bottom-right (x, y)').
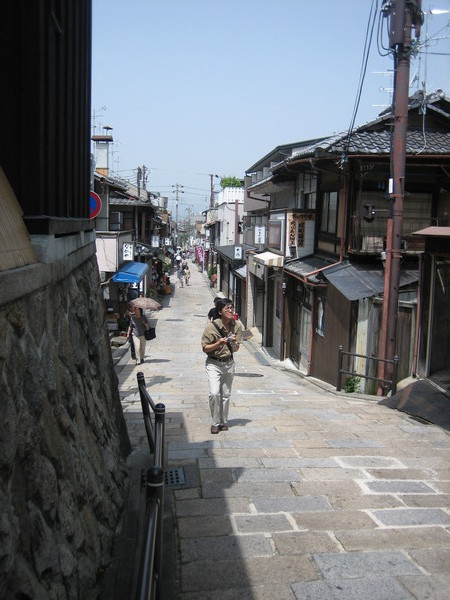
top-left (0, 235), bottom-right (130, 599)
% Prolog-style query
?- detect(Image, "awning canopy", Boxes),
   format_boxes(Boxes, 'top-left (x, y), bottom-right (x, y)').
top-left (253, 251), bottom-right (283, 267)
top-left (235, 265), bottom-right (247, 279)
top-left (136, 242), bottom-right (156, 256)
top-left (284, 257), bottom-right (333, 282)
top-left (215, 243), bottom-right (257, 263)
top-left (112, 261), bottom-right (149, 283)
top-left (284, 258), bottom-right (419, 299)
top-left (323, 263), bottom-right (419, 301)
top-left (412, 226), bottom-right (450, 237)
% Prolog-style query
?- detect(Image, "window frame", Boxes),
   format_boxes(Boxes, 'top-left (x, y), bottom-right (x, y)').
top-left (320, 191), bottom-right (338, 234)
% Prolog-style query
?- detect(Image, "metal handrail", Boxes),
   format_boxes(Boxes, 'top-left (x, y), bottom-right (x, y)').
top-left (136, 372), bottom-right (166, 600)
top-left (336, 345), bottom-right (399, 395)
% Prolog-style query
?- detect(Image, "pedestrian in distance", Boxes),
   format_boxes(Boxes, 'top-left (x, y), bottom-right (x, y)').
top-left (207, 296), bottom-right (222, 323)
top-left (177, 263), bottom-right (184, 287)
top-left (127, 306), bottom-right (149, 365)
top-left (124, 305), bottom-right (137, 361)
top-left (184, 262), bottom-right (191, 286)
top-left (201, 298), bottom-right (243, 434)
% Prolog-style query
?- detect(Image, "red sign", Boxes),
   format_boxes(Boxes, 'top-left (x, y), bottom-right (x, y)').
top-left (90, 191), bottom-right (102, 219)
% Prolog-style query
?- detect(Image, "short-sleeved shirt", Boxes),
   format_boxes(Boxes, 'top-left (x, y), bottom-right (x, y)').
top-left (129, 313), bottom-right (148, 336)
top-left (201, 318), bottom-right (243, 361)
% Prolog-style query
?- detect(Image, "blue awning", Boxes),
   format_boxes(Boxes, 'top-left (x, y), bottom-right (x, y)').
top-left (112, 261), bottom-right (149, 283)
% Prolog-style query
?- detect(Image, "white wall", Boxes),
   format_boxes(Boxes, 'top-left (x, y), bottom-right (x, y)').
top-left (216, 187), bottom-right (244, 247)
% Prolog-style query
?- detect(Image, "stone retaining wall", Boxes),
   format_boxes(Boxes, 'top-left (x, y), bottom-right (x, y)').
top-left (0, 251), bottom-right (131, 599)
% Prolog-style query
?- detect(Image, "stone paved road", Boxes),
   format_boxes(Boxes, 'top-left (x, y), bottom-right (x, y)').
top-left (116, 261), bottom-right (450, 600)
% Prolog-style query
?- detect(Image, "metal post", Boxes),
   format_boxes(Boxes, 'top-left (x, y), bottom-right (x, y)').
top-left (140, 466), bottom-right (165, 600)
top-left (392, 355), bottom-right (400, 395)
top-left (337, 345), bottom-right (344, 391)
top-left (153, 404), bottom-right (166, 468)
top-left (151, 465), bottom-right (164, 600)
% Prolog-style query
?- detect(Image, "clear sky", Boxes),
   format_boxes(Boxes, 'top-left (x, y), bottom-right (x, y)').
top-left (92, 0), bottom-right (450, 217)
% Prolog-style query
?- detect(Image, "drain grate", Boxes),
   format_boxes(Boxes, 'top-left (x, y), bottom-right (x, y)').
top-left (165, 467), bottom-right (186, 486)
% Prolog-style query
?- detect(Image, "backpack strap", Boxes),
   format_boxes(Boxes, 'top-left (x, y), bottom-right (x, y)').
top-left (212, 321), bottom-right (233, 356)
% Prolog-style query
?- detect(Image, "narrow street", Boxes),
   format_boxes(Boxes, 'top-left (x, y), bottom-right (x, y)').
top-left (115, 260), bottom-right (450, 600)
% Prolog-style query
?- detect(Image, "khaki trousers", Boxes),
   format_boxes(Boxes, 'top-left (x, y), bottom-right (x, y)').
top-left (133, 333), bottom-right (146, 361)
top-left (205, 357), bottom-right (235, 426)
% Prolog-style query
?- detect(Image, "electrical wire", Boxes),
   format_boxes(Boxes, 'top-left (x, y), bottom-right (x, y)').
top-left (340, 0), bottom-right (379, 167)
top-left (416, 20), bottom-right (450, 53)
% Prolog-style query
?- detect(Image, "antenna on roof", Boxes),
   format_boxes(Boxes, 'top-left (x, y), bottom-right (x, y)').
top-left (416, 8), bottom-right (450, 95)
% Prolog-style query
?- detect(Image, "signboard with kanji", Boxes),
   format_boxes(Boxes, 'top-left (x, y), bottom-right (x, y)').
top-left (254, 226), bottom-right (265, 244)
top-left (122, 242), bottom-right (134, 261)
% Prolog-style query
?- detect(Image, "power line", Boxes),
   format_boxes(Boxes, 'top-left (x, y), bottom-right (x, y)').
top-left (341, 0), bottom-right (379, 166)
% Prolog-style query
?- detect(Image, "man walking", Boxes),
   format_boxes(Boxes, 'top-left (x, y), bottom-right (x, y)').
top-left (201, 298), bottom-right (243, 434)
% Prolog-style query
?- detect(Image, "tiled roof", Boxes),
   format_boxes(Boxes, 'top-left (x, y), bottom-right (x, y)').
top-left (245, 138), bottom-right (326, 173)
top-left (332, 130), bottom-right (450, 155)
top-left (109, 196), bottom-right (155, 207)
top-left (255, 93), bottom-right (450, 175)
top-left (286, 130), bottom-right (450, 162)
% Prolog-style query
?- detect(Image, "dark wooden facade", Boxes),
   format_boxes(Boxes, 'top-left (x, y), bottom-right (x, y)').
top-left (310, 285), bottom-right (353, 385)
top-left (417, 242), bottom-right (450, 380)
top-left (1, 1), bottom-right (92, 234)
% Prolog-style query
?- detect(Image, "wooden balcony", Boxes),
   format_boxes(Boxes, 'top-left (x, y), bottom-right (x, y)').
top-left (348, 216), bottom-right (434, 255)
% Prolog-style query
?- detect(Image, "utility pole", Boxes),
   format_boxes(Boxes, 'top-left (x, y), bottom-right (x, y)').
top-left (187, 205), bottom-right (194, 240)
top-left (378, 0), bottom-right (423, 393)
top-left (137, 166), bottom-right (142, 196)
top-left (142, 165), bottom-right (148, 190)
top-left (172, 183), bottom-right (184, 244)
top-left (137, 165), bottom-right (148, 196)
top-left (209, 174), bottom-right (219, 208)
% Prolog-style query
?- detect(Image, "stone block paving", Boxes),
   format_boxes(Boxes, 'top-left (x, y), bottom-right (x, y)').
top-left (116, 262), bottom-right (450, 599)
